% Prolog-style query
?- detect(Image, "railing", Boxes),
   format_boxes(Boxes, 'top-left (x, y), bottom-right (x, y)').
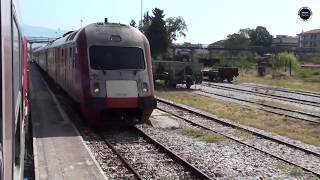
top-left (27, 37), bottom-right (57, 44)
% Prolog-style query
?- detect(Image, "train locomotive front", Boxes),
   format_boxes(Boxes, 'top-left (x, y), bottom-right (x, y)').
top-left (33, 22), bottom-right (157, 124)
top-left (81, 23), bottom-right (156, 123)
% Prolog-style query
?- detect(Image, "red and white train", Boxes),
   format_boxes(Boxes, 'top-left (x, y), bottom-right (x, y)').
top-left (1, 0), bottom-right (30, 179)
top-left (34, 21), bottom-right (156, 124)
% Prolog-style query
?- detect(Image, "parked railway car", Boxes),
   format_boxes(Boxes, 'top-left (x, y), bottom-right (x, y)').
top-left (33, 21), bottom-right (157, 124)
top-left (152, 60), bottom-right (203, 88)
top-left (199, 58), bottom-right (239, 82)
top-left (0, 0), bottom-right (30, 179)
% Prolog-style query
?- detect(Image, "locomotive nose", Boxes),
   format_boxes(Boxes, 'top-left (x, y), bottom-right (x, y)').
top-left (106, 80), bottom-right (138, 98)
top-left (105, 80), bottom-right (139, 108)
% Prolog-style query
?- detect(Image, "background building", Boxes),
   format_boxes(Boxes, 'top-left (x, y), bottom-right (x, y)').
top-left (298, 29), bottom-right (320, 48)
top-left (272, 35), bottom-right (298, 48)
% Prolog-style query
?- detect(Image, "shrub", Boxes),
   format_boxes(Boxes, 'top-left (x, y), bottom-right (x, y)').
top-left (305, 53), bottom-right (320, 64)
top-left (272, 52), bottom-right (300, 77)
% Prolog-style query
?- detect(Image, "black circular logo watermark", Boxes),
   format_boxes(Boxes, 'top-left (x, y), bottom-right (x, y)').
top-left (298, 7), bottom-right (312, 21)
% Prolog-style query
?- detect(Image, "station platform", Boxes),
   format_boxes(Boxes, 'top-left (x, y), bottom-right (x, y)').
top-left (29, 63), bottom-right (106, 180)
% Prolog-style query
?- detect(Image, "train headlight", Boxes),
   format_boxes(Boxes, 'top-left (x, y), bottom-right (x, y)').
top-left (94, 88), bottom-right (100, 94)
top-left (93, 82), bottom-right (100, 94)
top-left (142, 82), bottom-right (149, 93)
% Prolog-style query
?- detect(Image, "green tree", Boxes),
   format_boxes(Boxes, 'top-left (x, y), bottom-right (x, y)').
top-left (166, 16), bottom-right (187, 42)
top-left (239, 28), bottom-right (251, 38)
top-left (129, 19), bottom-right (137, 28)
top-left (249, 26), bottom-right (273, 47)
top-left (225, 32), bottom-right (250, 49)
top-left (139, 12), bottom-right (152, 33)
top-left (145, 8), bottom-right (169, 58)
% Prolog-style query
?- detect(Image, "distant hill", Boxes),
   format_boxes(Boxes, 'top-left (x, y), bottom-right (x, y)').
top-left (22, 24), bottom-right (68, 38)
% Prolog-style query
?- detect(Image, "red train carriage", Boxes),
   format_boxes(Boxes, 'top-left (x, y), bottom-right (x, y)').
top-left (0, 0), bottom-right (30, 179)
top-left (34, 21), bottom-right (156, 124)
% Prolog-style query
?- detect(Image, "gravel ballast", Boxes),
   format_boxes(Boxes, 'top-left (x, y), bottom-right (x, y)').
top-left (138, 123), bottom-right (317, 179)
top-left (103, 130), bottom-right (199, 180)
top-left (156, 102), bottom-right (320, 176)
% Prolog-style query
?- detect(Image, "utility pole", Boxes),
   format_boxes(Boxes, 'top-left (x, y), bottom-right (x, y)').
top-left (80, 19), bottom-right (83, 28)
top-left (140, 0), bottom-right (143, 28)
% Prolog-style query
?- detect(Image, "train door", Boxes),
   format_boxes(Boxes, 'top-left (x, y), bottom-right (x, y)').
top-left (70, 47), bottom-right (75, 95)
top-left (57, 48), bottom-right (61, 85)
top-left (72, 47), bottom-right (79, 99)
top-left (64, 48), bottom-right (67, 90)
top-left (61, 48), bottom-right (64, 87)
top-left (1, 1), bottom-right (25, 178)
top-left (45, 51), bottom-right (48, 72)
top-left (12, 17), bottom-right (24, 180)
top-left (54, 48), bottom-right (58, 81)
top-left (1, 0), bottom-right (14, 179)
top-left (0, 0), bottom-right (3, 178)
top-left (64, 48), bottom-right (68, 90)
top-left (67, 47), bottom-right (72, 92)
top-left (47, 50), bottom-right (51, 77)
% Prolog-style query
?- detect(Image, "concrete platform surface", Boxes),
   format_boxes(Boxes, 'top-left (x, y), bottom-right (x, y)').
top-left (29, 64), bottom-right (106, 180)
top-left (150, 109), bottom-right (180, 129)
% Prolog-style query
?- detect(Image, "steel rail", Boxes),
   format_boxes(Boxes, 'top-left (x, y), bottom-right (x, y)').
top-left (157, 98), bottom-right (320, 158)
top-left (133, 126), bottom-right (213, 180)
top-left (237, 83), bottom-right (320, 98)
top-left (202, 82), bottom-right (320, 108)
top-left (196, 88), bottom-right (320, 124)
top-left (98, 127), bottom-right (213, 180)
top-left (96, 130), bottom-right (144, 180)
top-left (156, 99), bottom-right (320, 177)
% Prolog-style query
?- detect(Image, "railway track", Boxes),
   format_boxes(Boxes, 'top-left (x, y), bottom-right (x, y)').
top-left (40, 65), bottom-right (212, 179)
top-left (194, 86), bottom-right (320, 124)
top-left (50, 84), bottom-right (212, 179)
top-left (47, 79), bottom-right (212, 179)
top-left (40, 66), bottom-right (320, 178)
top-left (156, 97), bottom-right (320, 177)
top-left (202, 82), bottom-right (320, 108)
top-left (97, 126), bottom-right (212, 180)
top-left (239, 83), bottom-right (320, 98)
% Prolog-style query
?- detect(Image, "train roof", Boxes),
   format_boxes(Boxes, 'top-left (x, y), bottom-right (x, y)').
top-left (34, 22), bottom-right (144, 52)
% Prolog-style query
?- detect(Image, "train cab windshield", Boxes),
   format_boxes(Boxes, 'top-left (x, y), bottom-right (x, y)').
top-left (89, 46), bottom-right (145, 70)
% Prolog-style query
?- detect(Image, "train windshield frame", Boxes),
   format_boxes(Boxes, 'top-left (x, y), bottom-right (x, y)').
top-left (89, 46), bottom-right (146, 70)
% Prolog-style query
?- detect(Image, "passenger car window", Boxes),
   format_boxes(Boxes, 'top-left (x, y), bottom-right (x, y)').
top-left (12, 20), bottom-right (20, 115)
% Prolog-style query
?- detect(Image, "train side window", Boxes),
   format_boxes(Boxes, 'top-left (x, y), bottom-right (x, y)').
top-left (20, 37), bottom-right (23, 86)
top-left (13, 20), bottom-right (20, 114)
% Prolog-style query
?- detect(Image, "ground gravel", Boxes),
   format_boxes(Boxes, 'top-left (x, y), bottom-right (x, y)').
top-left (103, 130), bottom-right (199, 180)
top-left (157, 102), bottom-right (320, 177)
top-left (138, 123), bottom-right (318, 179)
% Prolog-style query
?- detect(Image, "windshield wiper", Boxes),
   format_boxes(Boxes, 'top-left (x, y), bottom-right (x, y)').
top-left (97, 64), bottom-right (106, 75)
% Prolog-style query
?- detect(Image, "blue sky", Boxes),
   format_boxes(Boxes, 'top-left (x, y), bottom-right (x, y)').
top-left (20, 0), bottom-right (320, 44)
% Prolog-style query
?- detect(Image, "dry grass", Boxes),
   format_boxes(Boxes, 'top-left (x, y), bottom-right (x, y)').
top-left (156, 90), bottom-right (320, 146)
top-left (236, 70), bottom-right (320, 93)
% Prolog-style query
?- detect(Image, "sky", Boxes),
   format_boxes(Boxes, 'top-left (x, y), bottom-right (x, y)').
top-left (20, 0), bottom-right (320, 44)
